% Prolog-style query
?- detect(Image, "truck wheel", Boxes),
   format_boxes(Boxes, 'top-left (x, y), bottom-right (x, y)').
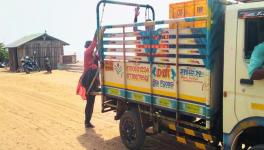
top-left (120, 109), bottom-right (145, 150)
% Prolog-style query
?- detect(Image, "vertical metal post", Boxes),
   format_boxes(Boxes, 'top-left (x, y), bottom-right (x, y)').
top-left (122, 27), bottom-right (127, 100)
top-left (176, 23), bottom-right (180, 127)
top-left (149, 24), bottom-right (154, 121)
top-left (205, 18), bottom-right (211, 129)
top-left (99, 28), bottom-right (106, 113)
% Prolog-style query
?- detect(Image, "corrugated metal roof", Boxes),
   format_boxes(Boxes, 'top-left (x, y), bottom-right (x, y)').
top-left (5, 33), bottom-right (69, 48)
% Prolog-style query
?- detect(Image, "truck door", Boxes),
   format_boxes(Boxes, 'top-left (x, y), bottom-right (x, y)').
top-left (235, 9), bottom-right (264, 121)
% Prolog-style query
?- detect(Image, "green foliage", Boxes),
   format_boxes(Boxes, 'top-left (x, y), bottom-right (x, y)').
top-left (0, 43), bottom-right (8, 62)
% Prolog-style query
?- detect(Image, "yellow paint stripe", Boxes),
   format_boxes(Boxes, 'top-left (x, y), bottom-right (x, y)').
top-left (202, 133), bottom-right (212, 141)
top-left (184, 128), bottom-right (195, 136)
top-left (153, 89), bottom-right (176, 98)
top-left (251, 103), bottom-right (264, 111)
top-left (176, 136), bottom-right (186, 144)
top-left (104, 81), bottom-right (125, 88)
top-left (168, 124), bottom-right (176, 131)
top-left (104, 82), bottom-right (206, 103)
top-left (179, 94), bottom-right (206, 103)
top-left (195, 142), bottom-right (206, 150)
top-left (127, 85), bottom-right (151, 93)
top-left (104, 81), bottom-right (150, 93)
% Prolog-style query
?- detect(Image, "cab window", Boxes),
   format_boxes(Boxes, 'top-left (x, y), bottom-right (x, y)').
top-left (244, 18), bottom-right (264, 59)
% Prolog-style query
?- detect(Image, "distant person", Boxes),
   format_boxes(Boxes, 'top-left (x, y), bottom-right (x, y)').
top-left (76, 31), bottom-right (99, 128)
top-left (133, 6), bottom-right (140, 31)
top-left (248, 42), bottom-right (264, 80)
top-left (44, 56), bottom-right (52, 73)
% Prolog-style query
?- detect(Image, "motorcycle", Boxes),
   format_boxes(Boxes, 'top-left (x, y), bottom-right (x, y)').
top-left (21, 56), bottom-right (40, 74)
top-left (0, 62), bottom-right (6, 68)
top-left (30, 57), bottom-right (40, 72)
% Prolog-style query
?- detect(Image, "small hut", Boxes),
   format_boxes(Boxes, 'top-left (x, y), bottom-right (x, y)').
top-left (62, 54), bottom-right (77, 64)
top-left (6, 32), bottom-right (69, 72)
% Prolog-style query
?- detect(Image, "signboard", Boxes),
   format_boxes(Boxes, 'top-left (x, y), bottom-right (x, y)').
top-left (178, 66), bottom-right (210, 104)
top-left (152, 64), bottom-right (177, 97)
top-left (104, 61), bottom-right (210, 104)
top-left (126, 62), bottom-right (151, 93)
top-left (239, 9), bottom-right (264, 19)
top-left (104, 61), bottom-right (125, 88)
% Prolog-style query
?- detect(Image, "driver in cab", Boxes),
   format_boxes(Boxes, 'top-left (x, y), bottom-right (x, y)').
top-left (248, 42), bottom-right (264, 80)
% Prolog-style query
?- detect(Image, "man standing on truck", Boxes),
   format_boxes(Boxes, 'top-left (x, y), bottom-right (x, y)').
top-left (134, 6), bottom-right (157, 61)
top-left (248, 42), bottom-right (264, 80)
top-left (76, 31), bottom-right (99, 128)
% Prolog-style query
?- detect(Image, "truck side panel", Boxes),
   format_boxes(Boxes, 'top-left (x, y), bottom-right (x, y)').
top-left (103, 26), bottom-right (212, 119)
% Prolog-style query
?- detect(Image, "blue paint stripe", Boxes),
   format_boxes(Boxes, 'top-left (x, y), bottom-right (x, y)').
top-left (184, 28), bottom-right (207, 35)
top-left (104, 53), bottom-right (206, 59)
top-left (104, 85), bottom-right (208, 106)
top-left (155, 20), bottom-right (165, 25)
top-left (178, 44), bottom-right (206, 49)
top-left (178, 35), bottom-right (206, 38)
top-left (103, 34), bottom-right (206, 39)
top-left (179, 55), bottom-right (206, 59)
top-left (103, 86), bottom-right (211, 119)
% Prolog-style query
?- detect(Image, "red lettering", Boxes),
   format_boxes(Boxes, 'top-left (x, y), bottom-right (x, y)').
top-left (156, 67), bottom-right (170, 79)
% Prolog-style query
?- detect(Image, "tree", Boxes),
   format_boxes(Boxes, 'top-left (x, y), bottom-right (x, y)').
top-left (0, 43), bottom-right (8, 62)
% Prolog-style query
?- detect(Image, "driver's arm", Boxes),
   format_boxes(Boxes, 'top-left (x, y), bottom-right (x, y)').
top-left (133, 6), bottom-right (140, 31)
top-left (248, 43), bottom-right (264, 80)
top-left (251, 68), bottom-right (264, 80)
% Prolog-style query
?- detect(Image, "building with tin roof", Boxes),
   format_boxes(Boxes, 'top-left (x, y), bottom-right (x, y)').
top-left (6, 32), bottom-right (69, 72)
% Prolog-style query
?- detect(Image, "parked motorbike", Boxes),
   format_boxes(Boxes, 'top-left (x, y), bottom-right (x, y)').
top-left (44, 57), bottom-right (52, 73)
top-left (0, 62), bottom-right (6, 68)
top-left (21, 56), bottom-right (40, 74)
top-left (32, 58), bottom-right (40, 72)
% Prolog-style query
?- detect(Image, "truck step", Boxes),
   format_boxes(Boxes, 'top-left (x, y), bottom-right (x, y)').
top-left (101, 107), bottom-right (116, 113)
top-left (174, 134), bottom-right (217, 150)
top-left (103, 103), bottom-right (117, 108)
top-left (167, 123), bottom-right (215, 142)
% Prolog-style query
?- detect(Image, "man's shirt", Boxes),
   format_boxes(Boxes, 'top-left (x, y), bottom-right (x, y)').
top-left (248, 42), bottom-right (264, 78)
top-left (84, 39), bottom-right (97, 72)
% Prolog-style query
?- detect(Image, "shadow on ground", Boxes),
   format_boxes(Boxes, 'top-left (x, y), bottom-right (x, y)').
top-left (77, 129), bottom-right (125, 150)
top-left (77, 129), bottom-right (195, 150)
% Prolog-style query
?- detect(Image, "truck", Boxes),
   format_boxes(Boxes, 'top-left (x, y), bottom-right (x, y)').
top-left (93, 0), bottom-right (264, 149)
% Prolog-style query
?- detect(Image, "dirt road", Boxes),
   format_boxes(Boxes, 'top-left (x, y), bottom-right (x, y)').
top-left (0, 69), bottom-right (193, 150)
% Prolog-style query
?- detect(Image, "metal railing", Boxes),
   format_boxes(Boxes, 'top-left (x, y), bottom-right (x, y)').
top-left (99, 15), bottom-right (211, 129)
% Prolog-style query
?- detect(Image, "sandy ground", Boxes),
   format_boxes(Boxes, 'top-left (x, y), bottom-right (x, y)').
top-left (0, 68), bottom-right (194, 150)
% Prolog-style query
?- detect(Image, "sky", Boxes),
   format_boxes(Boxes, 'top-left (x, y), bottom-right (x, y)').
top-left (0, 0), bottom-right (184, 60)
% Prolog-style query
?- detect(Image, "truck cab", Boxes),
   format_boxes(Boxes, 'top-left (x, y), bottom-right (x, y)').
top-left (223, 1), bottom-right (264, 149)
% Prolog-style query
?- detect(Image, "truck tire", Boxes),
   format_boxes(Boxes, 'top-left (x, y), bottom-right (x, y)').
top-left (119, 109), bottom-right (145, 150)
